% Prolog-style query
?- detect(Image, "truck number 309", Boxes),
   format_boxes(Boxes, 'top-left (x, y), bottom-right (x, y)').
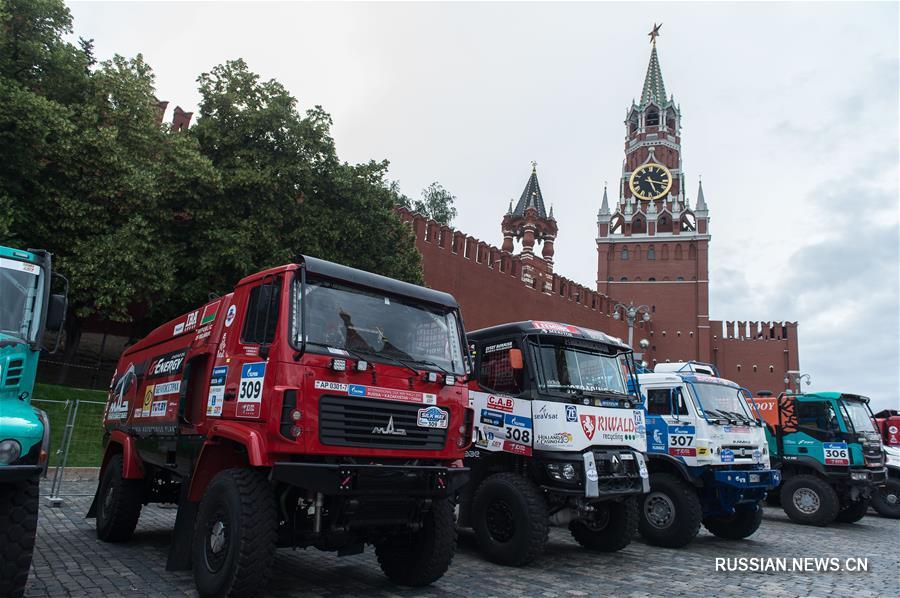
top-left (239, 380), bottom-right (262, 401)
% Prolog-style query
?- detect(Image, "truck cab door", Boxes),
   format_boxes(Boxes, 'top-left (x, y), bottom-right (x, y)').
top-left (645, 386), bottom-right (696, 460)
top-left (221, 276), bottom-right (282, 421)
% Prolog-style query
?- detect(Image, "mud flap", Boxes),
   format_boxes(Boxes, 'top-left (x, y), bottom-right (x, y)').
top-left (166, 484), bottom-right (198, 572)
top-left (86, 487), bottom-right (99, 519)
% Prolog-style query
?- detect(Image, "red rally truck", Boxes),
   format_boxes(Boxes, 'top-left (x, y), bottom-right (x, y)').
top-left (88, 256), bottom-right (473, 597)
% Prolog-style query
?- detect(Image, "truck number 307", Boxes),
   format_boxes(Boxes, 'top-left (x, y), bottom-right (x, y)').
top-left (670, 435), bottom-right (694, 446)
top-left (239, 380), bottom-right (262, 401)
top-left (505, 427), bottom-right (531, 443)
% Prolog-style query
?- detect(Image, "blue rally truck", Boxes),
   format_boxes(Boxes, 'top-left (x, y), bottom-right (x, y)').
top-left (0, 246), bottom-right (66, 597)
top-left (636, 362), bottom-right (780, 547)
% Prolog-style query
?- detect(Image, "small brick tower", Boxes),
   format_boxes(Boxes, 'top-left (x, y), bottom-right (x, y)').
top-left (502, 162), bottom-right (558, 289)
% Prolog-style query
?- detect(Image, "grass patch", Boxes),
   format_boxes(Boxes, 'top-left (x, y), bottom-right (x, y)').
top-left (32, 383), bottom-right (108, 467)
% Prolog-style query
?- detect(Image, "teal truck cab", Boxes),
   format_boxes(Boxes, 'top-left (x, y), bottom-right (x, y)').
top-left (637, 362), bottom-right (779, 547)
top-left (753, 392), bottom-right (887, 526)
top-left (0, 246), bottom-right (66, 597)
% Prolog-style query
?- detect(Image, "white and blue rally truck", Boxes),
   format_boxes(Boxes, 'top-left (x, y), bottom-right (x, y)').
top-left (637, 362), bottom-right (780, 547)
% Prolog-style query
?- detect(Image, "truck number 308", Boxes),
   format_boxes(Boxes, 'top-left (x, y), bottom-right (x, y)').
top-left (505, 427), bottom-right (531, 443)
top-left (239, 380), bottom-right (262, 401)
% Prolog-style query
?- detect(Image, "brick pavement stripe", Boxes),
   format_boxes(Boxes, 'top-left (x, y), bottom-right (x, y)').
top-left (24, 481), bottom-right (900, 597)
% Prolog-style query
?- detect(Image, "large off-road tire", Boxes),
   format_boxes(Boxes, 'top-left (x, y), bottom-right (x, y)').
top-left (871, 478), bottom-right (900, 519)
top-left (0, 477), bottom-right (39, 598)
top-left (471, 472), bottom-right (549, 566)
top-left (638, 473), bottom-right (702, 548)
top-left (96, 454), bottom-right (144, 542)
top-left (779, 474), bottom-right (839, 526)
top-left (702, 503), bottom-right (764, 540)
top-left (191, 469), bottom-right (278, 598)
top-left (569, 497), bottom-right (638, 552)
top-left (376, 498), bottom-right (456, 586)
top-left (835, 497), bottom-right (870, 524)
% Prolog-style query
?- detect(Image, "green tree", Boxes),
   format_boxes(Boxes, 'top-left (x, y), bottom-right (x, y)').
top-left (414, 182), bottom-right (457, 226)
top-left (188, 59), bottom-right (423, 289)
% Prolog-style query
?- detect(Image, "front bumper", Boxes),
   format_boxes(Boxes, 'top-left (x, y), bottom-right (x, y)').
top-left (712, 468), bottom-right (781, 491)
top-left (270, 462), bottom-right (469, 498)
top-left (0, 464), bottom-right (42, 483)
top-left (535, 449), bottom-right (649, 498)
top-left (842, 467), bottom-right (887, 486)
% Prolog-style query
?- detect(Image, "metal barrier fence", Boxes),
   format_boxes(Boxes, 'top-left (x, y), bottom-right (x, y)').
top-left (32, 398), bottom-right (106, 505)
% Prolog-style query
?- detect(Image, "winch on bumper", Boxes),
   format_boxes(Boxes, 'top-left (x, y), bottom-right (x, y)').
top-left (534, 449), bottom-right (649, 497)
top-left (711, 468), bottom-right (781, 490)
top-left (271, 462), bottom-right (469, 498)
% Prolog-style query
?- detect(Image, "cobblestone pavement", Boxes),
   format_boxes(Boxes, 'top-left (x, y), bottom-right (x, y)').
top-left (26, 481), bottom-right (899, 597)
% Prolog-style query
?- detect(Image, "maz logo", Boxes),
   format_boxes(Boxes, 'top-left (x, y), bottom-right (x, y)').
top-left (372, 416), bottom-right (407, 436)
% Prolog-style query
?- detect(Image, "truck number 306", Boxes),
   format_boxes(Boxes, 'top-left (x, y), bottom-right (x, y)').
top-left (239, 380), bottom-right (262, 401)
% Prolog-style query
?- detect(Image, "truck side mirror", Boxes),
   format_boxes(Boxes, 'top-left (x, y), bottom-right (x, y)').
top-left (509, 348), bottom-right (523, 370)
top-left (45, 293), bottom-right (67, 332)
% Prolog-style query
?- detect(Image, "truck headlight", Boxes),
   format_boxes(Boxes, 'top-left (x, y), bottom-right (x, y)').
top-left (0, 439), bottom-right (22, 464)
top-left (850, 471), bottom-right (868, 481)
top-left (546, 463), bottom-right (578, 482)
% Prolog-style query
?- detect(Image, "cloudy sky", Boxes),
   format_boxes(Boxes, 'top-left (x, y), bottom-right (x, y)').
top-left (67, 1), bottom-right (899, 410)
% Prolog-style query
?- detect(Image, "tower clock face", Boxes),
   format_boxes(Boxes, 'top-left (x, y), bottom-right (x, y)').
top-left (629, 163), bottom-right (673, 201)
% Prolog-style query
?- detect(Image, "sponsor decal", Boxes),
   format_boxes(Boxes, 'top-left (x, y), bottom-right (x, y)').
top-left (580, 415), bottom-right (597, 441)
top-left (503, 440), bottom-right (532, 456)
top-left (417, 406), bottom-right (448, 429)
top-left (313, 380), bottom-right (436, 405)
top-left (195, 324), bottom-right (213, 341)
top-left (315, 380), bottom-right (350, 393)
top-left (504, 414), bottom-right (533, 429)
top-left (536, 432), bottom-right (574, 446)
top-left (823, 442), bottom-right (849, 466)
top-left (224, 304), bottom-right (237, 327)
top-left (153, 381), bottom-right (181, 397)
top-left (653, 429), bottom-right (664, 446)
top-left (723, 426), bottom-right (751, 434)
top-left (372, 416), bottom-right (407, 436)
top-left (142, 385), bottom-right (154, 417)
top-left (200, 301), bottom-right (220, 326)
top-left (889, 425), bottom-right (898, 434)
top-left (147, 349), bottom-right (187, 380)
top-left (0, 257), bottom-right (40, 275)
top-left (484, 341), bottom-right (513, 353)
top-left (464, 450), bottom-right (481, 458)
top-left (185, 311), bottom-right (199, 331)
top-left (236, 362), bottom-right (266, 418)
top-left (534, 405), bottom-right (558, 420)
top-left (698, 447), bottom-right (709, 456)
top-left (487, 394), bottom-right (515, 413)
top-left (327, 347), bottom-right (349, 356)
top-left (721, 449), bottom-right (735, 463)
top-left (151, 400), bottom-right (168, 417)
top-left (174, 322), bottom-right (185, 335)
top-left (216, 333), bottom-right (228, 358)
top-left (595, 415), bottom-right (637, 433)
top-left (207, 366), bottom-right (227, 417)
top-left (565, 405), bottom-right (577, 422)
top-left (531, 321), bottom-right (580, 336)
top-left (489, 438), bottom-right (504, 450)
top-left (480, 409), bottom-right (504, 427)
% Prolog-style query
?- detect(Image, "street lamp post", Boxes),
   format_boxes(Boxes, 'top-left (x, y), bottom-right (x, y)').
top-left (784, 370), bottom-right (811, 394)
top-left (612, 301), bottom-right (651, 350)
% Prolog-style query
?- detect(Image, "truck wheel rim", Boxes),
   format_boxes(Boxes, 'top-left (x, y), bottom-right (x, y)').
top-left (644, 493), bottom-right (675, 529)
top-left (792, 488), bottom-right (820, 514)
top-left (102, 486), bottom-right (115, 515)
top-left (485, 499), bottom-right (515, 542)
top-left (204, 509), bottom-right (229, 572)
top-left (885, 492), bottom-right (899, 505)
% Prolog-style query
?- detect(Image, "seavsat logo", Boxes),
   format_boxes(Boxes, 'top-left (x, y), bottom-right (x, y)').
top-left (488, 395), bottom-right (514, 413)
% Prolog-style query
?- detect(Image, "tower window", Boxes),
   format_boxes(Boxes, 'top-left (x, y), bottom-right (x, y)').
top-left (633, 217), bottom-right (646, 234)
top-left (621, 247), bottom-right (629, 260)
top-left (648, 277), bottom-right (656, 282)
top-left (646, 107), bottom-right (659, 127)
top-left (620, 277), bottom-right (628, 282)
top-left (647, 246), bottom-right (656, 260)
top-left (676, 276), bottom-right (684, 281)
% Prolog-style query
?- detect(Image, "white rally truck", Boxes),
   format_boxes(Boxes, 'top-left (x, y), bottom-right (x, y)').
top-left (457, 321), bottom-right (649, 566)
top-left (637, 362), bottom-right (780, 547)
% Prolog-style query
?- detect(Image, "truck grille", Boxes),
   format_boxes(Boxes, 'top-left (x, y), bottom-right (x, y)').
top-left (3, 359), bottom-right (24, 387)
top-left (319, 395), bottom-right (448, 450)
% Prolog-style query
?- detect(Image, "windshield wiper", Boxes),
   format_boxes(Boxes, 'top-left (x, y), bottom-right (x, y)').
top-left (348, 346), bottom-right (420, 377)
top-left (704, 408), bottom-right (737, 424)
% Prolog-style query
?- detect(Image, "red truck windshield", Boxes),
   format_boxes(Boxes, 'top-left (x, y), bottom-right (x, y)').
top-left (291, 278), bottom-right (466, 375)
